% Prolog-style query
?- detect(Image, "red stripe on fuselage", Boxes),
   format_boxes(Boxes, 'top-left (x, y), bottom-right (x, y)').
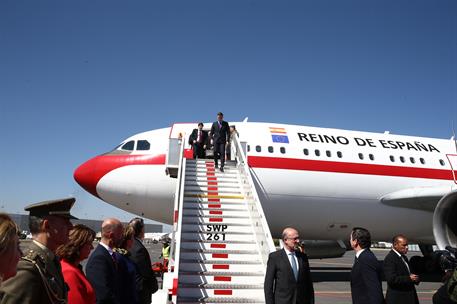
top-left (248, 156), bottom-right (455, 180)
top-left (74, 154), bottom-right (166, 198)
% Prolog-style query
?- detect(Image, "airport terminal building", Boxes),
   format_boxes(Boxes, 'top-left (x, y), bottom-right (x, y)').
top-left (9, 213), bottom-right (163, 234)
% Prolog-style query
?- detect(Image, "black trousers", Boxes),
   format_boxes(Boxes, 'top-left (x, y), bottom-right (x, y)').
top-left (192, 142), bottom-right (205, 159)
top-left (213, 142), bottom-right (225, 168)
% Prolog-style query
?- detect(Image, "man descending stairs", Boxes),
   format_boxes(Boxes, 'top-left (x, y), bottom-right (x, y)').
top-left (177, 159), bottom-right (266, 303)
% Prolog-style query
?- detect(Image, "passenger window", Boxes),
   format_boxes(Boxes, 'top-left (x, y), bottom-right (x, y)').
top-left (121, 141), bottom-right (135, 151)
top-left (390, 155), bottom-right (395, 162)
top-left (268, 146), bottom-right (274, 153)
top-left (137, 140), bottom-right (150, 150)
top-left (410, 157), bottom-right (415, 164)
top-left (247, 145), bottom-right (250, 152)
top-left (400, 156), bottom-right (405, 163)
top-left (280, 147), bottom-right (286, 154)
top-left (337, 151), bottom-right (342, 158)
top-left (420, 158), bottom-right (425, 165)
top-left (358, 153), bottom-right (364, 160)
top-left (326, 150), bottom-right (331, 157)
top-left (439, 159), bottom-right (445, 166)
top-left (303, 149), bottom-right (309, 156)
top-left (369, 154), bottom-right (374, 161)
top-left (256, 145), bottom-right (261, 152)
top-left (315, 149), bottom-right (320, 157)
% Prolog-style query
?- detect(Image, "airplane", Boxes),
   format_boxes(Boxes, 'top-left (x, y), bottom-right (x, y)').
top-left (74, 121), bottom-right (457, 261)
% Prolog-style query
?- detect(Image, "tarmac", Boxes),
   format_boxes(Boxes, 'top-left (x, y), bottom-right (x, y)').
top-left (141, 244), bottom-right (445, 304)
top-left (310, 248), bottom-right (443, 304)
top-left (20, 241), bottom-right (445, 304)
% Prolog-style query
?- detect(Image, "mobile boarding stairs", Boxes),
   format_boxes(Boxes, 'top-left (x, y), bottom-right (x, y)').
top-left (163, 131), bottom-right (276, 304)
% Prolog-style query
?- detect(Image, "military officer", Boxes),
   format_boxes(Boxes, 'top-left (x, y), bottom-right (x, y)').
top-left (0, 198), bottom-right (76, 304)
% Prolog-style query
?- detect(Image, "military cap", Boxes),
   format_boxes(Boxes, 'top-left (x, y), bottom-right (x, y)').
top-left (24, 197), bottom-right (78, 219)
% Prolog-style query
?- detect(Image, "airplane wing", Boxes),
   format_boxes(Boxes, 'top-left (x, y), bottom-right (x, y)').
top-left (380, 186), bottom-right (454, 212)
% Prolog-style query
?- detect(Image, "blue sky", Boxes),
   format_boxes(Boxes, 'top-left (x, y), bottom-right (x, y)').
top-left (1, 0), bottom-right (456, 225)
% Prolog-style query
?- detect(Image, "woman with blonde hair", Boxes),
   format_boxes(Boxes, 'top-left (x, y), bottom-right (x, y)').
top-left (56, 224), bottom-right (96, 304)
top-left (0, 213), bottom-right (21, 286)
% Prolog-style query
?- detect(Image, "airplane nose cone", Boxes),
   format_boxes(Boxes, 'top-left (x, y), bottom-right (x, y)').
top-left (74, 157), bottom-right (100, 198)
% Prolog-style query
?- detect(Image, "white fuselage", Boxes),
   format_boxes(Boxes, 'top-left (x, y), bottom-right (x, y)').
top-left (74, 122), bottom-right (457, 244)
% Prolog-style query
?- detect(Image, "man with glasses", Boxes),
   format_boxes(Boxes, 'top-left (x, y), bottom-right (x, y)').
top-left (264, 227), bottom-right (314, 304)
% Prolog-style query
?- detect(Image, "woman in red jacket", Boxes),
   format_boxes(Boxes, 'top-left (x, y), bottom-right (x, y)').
top-left (56, 224), bottom-right (96, 304)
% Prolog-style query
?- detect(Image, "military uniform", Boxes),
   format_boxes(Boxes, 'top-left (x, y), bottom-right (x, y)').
top-left (0, 198), bottom-right (77, 304)
top-left (0, 241), bottom-right (67, 304)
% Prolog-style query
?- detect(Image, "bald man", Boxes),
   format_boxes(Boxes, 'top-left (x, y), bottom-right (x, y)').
top-left (384, 235), bottom-right (419, 304)
top-left (86, 218), bottom-right (124, 304)
top-left (264, 227), bottom-right (314, 304)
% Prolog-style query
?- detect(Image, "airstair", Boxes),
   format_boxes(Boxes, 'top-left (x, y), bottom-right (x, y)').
top-left (164, 128), bottom-right (276, 304)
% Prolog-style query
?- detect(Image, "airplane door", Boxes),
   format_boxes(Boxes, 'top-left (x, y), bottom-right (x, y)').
top-left (447, 154), bottom-right (457, 184)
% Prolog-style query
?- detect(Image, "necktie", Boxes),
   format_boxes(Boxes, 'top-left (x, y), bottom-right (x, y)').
top-left (218, 121), bottom-right (221, 129)
top-left (289, 252), bottom-right (298, 281)
top-left (401, 255), bottom-right (410, 273)
top-left (111, 253), bottom-right (118, 270)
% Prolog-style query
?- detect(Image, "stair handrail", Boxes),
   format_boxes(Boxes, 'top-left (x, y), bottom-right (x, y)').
top-left (168, 137), bottom-right (185, 269)
top-left (232, 135), bottom-right (276, 267)
top-left (165, 136), bottom-right (186, 302)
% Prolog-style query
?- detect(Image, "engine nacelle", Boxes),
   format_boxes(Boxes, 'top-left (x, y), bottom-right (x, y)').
top-left (301, 240), bottom-right (347, 259)
top-left (433, 190), bottom-right (457, 249)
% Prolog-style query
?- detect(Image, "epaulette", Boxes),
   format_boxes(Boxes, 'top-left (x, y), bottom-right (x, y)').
top-left (114, 248), bottom-right (129, 256)
top-left (21, 248), bottom-right (46, 267)
top-left (21, 249), bottom-right (66, 304)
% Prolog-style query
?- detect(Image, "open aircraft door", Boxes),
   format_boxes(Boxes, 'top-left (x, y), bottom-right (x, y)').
top-left (447, 154), bottom-right (457, 184)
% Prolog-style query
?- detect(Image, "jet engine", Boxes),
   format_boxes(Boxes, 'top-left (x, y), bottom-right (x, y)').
top-left (433, 190), bottom-right (457, 249)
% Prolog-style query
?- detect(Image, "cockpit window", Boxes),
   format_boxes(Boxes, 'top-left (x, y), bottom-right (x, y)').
top-left (121, 140), bottom-right (135, 151)
top-left (112, 143), bottom-right (123, 151)
top-left (137, 140), bottom-right (150, 151)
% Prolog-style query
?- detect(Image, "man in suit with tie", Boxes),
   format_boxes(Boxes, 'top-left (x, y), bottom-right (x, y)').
top-left (264, 227), bottom-right (314, 304)
top-left (350, 227), bottom-right (384, 304)
top-left (188, 122), bottom-right (208, 159)
top-left (384, 234), bottom-right (419, 304)
top-left (86, 218), bottom-right (124, 304)
top-left (210, 112), bottom-right (230, 172)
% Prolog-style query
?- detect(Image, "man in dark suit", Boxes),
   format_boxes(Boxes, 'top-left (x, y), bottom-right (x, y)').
top-left (86, 218), bottom-right (124, 304)
top-left (128, 218), bottom-right (158, 304)
top-left (264, 227), bottom-right (314, 304)
top-left (384, 234), bottom-right (419, 304)
top-left (350, 227), bottom-right (384, 304)
top-left (210, 112), bottom-right (230, 172)
top-left (188, 122), bottom-right (208, 159)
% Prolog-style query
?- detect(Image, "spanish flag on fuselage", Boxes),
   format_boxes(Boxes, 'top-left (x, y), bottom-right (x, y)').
top-left (269, 127), bottom-right (289, 143)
